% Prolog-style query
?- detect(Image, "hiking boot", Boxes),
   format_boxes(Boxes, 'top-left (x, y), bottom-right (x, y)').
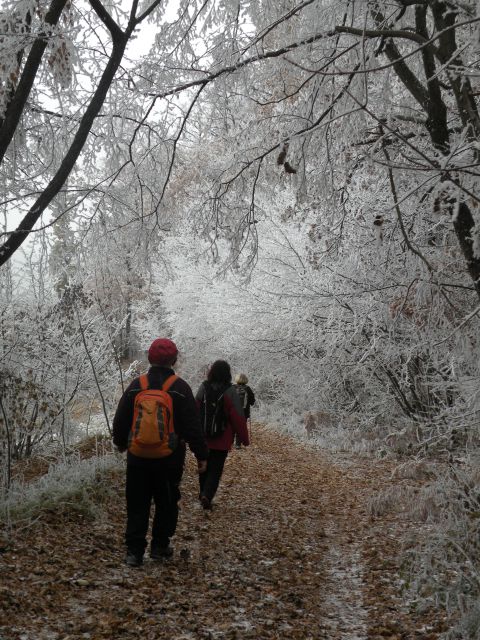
top-left (125, 552), bottom-right (143, 567)
top-left (200, 495), bottom-right (212, 510)
top-left (151, 544), bottom-right (173, 560)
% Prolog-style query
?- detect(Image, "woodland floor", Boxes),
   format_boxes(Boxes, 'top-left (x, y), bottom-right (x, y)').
top-left (0, 424), bottom-right (449, 640)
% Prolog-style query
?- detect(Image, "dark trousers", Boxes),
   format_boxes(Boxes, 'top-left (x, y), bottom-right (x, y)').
top-left (235, 416), bottom-right (250, 447)
top-left (125, 464), bottom-right (183, 556)
top-left (199, 449), bottom-right (228, 502)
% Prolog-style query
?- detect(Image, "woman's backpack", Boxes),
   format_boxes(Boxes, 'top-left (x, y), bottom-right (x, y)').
top-left (234, 384), bottom-right (248, 410)
top-left (200, 381), bottom-right (230, 438)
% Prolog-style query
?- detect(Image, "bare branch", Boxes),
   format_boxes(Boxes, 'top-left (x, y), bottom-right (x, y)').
top-left (88, 0), bottom-right (123, 40)
top-left (134, 0), bottom-right (164, 26)
top-left (0, 0), bottom-right (69, 167)
top-left (335, 25), bottom-right (434, 49)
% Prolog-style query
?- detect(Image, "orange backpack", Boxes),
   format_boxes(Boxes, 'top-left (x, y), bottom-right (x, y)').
top-left (128, 374), bottom-right (179, 458)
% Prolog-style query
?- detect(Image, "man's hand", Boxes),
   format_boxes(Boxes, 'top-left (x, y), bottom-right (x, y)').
top-left (197, 459), bottom-right (207, 474)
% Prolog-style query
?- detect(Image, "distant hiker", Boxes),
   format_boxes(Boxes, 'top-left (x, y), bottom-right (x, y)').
top-left (113, 338), bottom-right (208, 567)
top-left (233, 373), bottom-right (255, 448)
top-left (196, 360), bottom-right (249, 510)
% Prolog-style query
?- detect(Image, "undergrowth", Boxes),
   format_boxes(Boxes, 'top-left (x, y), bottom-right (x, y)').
top-left (402, 462), bottom-right (480, 639)
top-left (0, 452), bottom-right (122, 532)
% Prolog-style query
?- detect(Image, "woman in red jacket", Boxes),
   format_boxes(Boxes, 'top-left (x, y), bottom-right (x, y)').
top-left (195, 360), bottom-right (249, 509)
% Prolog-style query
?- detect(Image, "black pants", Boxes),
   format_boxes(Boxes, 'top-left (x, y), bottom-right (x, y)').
top-left (199, 449), bottom-right (228, 502)
top-left (125, 464), bottom-right (183, 556)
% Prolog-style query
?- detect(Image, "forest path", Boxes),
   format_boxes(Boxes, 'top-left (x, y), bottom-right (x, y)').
top-left (1, 425), bottom-right (443, 639)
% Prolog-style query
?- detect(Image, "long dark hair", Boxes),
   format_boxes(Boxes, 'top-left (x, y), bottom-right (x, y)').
top-left (207, 360), bottom-right (232, 385)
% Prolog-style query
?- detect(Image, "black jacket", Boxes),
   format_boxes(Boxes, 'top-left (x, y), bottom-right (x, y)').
top-left (113, 366), bottom-right (209, 467)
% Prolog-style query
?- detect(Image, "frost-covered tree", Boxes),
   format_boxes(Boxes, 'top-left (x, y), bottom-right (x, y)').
top-left (0, 267), bottom-right (123, 503)
top-left (0, 0), bottom-right (164, 264)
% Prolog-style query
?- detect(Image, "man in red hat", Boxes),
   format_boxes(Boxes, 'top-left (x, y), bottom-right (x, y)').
top-left (113, 338), bottom-right (208, 567)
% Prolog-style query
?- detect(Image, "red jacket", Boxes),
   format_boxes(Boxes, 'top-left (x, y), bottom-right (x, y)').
top-left (195, 383), bottom-right (249, 451)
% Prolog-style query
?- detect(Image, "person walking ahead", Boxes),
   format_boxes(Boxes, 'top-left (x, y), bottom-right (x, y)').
top-left (195, 360), bottom-right (249, 510)
top-left (113, 338), bottom-right (208, 567)
top-left (233, 373), bottom-right (255, 448)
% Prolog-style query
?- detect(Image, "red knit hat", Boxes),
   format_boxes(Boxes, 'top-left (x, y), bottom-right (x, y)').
top-left (148, 338), bottom-right (178, 365)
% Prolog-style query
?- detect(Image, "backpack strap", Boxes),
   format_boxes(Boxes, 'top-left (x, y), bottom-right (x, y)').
top-left (162, 374), bottom-right (178, 392)
top-left (139, 374), bottom-right (149, 391)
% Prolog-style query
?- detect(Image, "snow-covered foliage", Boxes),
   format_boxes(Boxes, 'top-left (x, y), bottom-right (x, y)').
top-left (408, 462), bottom-right (480, 638)
top-left (0, 448), bottom-right (121, 526)
top-left (137, 205), bottom-right (480, 455)
top-left (0, 268), bottom-right (121, 497)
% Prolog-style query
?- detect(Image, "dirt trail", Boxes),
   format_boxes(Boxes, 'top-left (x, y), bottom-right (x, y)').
top-left (0, 425), bottom-right (445, 639)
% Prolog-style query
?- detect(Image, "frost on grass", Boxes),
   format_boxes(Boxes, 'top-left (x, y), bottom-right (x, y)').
top-left (0, 452), bottom-right (122, 527)
top-left (405, 463), bottom-right (480, 638)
